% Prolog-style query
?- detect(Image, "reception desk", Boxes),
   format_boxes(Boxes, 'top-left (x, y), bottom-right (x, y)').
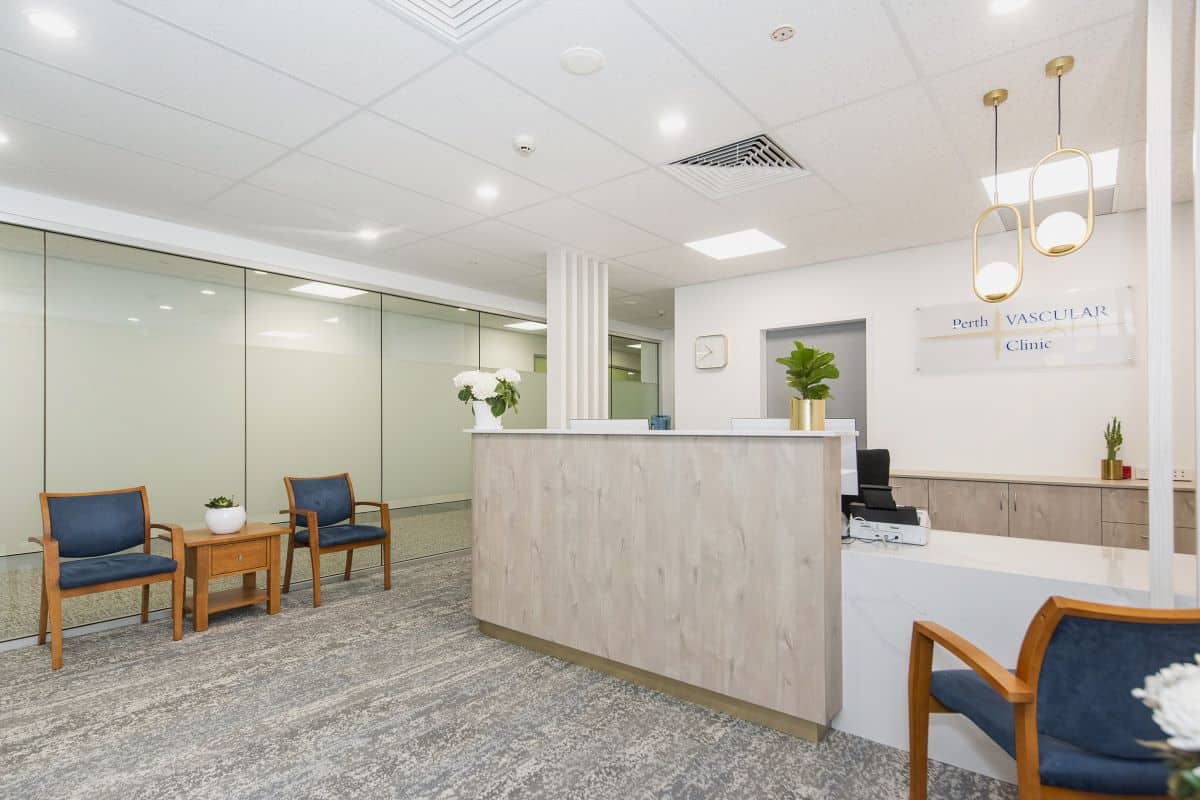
top-left (470, 428), bottom-right (851, 740)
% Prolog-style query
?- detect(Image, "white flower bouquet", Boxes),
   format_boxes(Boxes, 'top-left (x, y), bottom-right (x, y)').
top-left (453, 368), bottom-right (522, 418)
top-left (1134, 654), bottom-right (1200, 798)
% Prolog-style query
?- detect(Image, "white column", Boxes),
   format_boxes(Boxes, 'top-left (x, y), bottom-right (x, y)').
top-left (546, 249), bottom-right (609, 427)
top-left (1194, 0), bottom-right (1200, 605)
top-left (1147, 0), bottom-right (1174, 607)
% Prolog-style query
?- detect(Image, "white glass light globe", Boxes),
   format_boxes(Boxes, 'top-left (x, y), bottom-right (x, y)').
top-left (975, 260), bottom-right (1019, 301)
top-left (1038, 211), bottom-right (1087, 254)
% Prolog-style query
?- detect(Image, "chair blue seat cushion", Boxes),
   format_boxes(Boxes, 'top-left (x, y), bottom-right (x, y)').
top-left (59, 553), bottom-right (177, 589)
top-left (294, 524), bottom-right (386, 548)
top-left (931, 669), bottom-right (1168, 796)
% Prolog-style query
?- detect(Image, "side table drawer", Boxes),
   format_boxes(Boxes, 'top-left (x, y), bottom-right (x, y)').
top-left (210, 539), bottom-right (268, 576)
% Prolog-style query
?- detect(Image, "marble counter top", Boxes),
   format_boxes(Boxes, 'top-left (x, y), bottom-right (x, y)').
top-left (466, 428), bottom-right (856, 437)
top-left (892, 469), bottom-right (1195, 492)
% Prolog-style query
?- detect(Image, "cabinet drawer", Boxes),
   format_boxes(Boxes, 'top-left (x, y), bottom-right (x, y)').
top-left (1009, 484), bottom-right (1101, 545)
top-left (928, 479), bottom-right (1009, 537)
top-left (210, 540), bottom-right (268, 575)
top-left (1101, 522), bottom-right (1198, 555)
top-left (1102, 489), bottom-right (1196, 528)
top-left (891, 478), bottom-right (929, 510)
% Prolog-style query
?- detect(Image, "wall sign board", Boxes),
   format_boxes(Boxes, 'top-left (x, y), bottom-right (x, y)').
top-left (916, 287), bottom-right (1135, 372)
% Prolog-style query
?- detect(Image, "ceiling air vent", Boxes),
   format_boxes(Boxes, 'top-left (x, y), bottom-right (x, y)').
top-left (374, 0), bottom-right (530, 42)
top-left (663, 134), bottom-right (810, 199)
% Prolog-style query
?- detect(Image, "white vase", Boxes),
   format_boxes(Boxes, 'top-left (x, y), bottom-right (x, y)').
top-left (473, 400), bottom-right (503, 430)
top-left (205, 505), bottom-right (246, 535)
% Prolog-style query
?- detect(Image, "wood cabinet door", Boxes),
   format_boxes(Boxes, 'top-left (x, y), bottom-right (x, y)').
top-left (1009, 484), bottom-right (1101, 545)
top-left (1102, 522), bottom-right (1198, 555)
top-left (891, 477), bottom-right (929, 510)
top-left (928, 480), bottom-right (1009, 536)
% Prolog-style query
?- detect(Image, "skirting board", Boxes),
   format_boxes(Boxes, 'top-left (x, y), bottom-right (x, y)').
top-left (477, 620), bottom-right (828, 743)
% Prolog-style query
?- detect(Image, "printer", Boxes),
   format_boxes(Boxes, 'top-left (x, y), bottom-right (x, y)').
top-left (844, 449), bottom-right (929, 545)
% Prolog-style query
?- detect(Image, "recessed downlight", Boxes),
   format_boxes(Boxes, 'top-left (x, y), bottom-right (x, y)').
top-left (658, 113), bottom-right (687, 137)
top-left (560, 46), bottom-right (605, 76)
top-left (476, 183), bottom-right (499, 201)
top-left (988, 0), bottom-right (1030, 14)
top-left (771, 24), bottom-right (795, 42)
top-left (27, 10), bottom-right (77, 38)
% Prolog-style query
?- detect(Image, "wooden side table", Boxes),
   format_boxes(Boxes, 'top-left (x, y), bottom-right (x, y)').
top-left (181, 522), bottom-right (283, 632)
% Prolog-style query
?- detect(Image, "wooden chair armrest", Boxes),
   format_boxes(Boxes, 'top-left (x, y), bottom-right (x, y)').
top-left (912, 621), bottom-right (1033, 703)
top-left (150, 522), bottom-right (182, 537)
top-left (354, 501), bottom-right (388, 509)
top-left (151, 523), bottom-right (185, 561)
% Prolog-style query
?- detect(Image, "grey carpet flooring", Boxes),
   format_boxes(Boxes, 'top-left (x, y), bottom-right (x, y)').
top-left (0, 554), bottom-right (1016, 800)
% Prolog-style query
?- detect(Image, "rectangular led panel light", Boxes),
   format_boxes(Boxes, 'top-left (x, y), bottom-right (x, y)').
top-left (982, 147), bottom-right (1119, 204)
top-left (504, 321), bottom-right (547, 331)
top-left (290, 281), bottom-right (367, 300)
top-left (685, 228), bottom-right (786, 260)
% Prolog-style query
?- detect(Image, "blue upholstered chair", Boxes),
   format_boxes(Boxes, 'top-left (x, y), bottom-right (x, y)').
top-left (909, 596), bottom-right (1200, 800)
top-left (281, 473), bottom-right (392, 607)
top-left (32, 487), bottom-right (184, 670)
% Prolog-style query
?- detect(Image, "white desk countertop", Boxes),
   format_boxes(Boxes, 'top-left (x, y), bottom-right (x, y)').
top-left (466, 428), bottom-right (856, 437)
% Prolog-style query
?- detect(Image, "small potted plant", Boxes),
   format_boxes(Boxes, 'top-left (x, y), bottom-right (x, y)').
top-left (776, 341), bottom-right (839, 431)
top-left (204, 495), bottom-right (246, 535)
top-left (453, 368), bottom-right (522, 430)
top-left (1102, 417), bottom-right (1124, 480)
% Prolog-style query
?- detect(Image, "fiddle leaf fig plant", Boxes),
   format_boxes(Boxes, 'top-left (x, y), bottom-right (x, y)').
top-left (1105, 417), bottom-right (1123, 461)
top-left (776, 341), bottom-right (840, 400)
top-left (204, 496), bottom-right (237, 509)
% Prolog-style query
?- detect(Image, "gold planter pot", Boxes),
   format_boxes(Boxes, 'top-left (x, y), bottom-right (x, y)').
top-left (1100, 459), bottom-right (1123, 480)
top-left (790, 397), bottom-right (826, 431)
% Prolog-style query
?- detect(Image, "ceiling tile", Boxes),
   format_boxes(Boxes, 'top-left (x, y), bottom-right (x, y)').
top-left (632, 0), bottom-right (916, 126)
top-left (249, 153), bottom-right (482, 236)
top-left (376, 57), bottom-right (645, 193)
top-left (622, 241), bottom-right (800, 285)
top-left (0, 113), bottom-right (232, 218)
top-left (0, 50), bottom-right (284, 180)
top-left (468, 0), bottom-right (760, 164)
top-left (774, 83), bottom-right (971, 207)
top-left (924, 15), bottom-right (1138, 179)
top-left (608, 259), bottom-right (677, 293)
top-left (375, 238), bottom-right (543, 288)
top-left (438, 220), bottom-right (562, 266)
top-left (0, 0), bottom-right (353, 146)
top-left (119, 0), bottom-right (451, 103)
top-left (304, 112), bottom-right (556, 215)
top-left (713, 175), bottom-right (848, 225)
top-left (573, 168), bottom-right (742, 242)
top-left (199, 183), bottom-right (425, 257)
top-left (500, 198), bottom-right (670, 257)
top-left (612, 289), bottom-right (674, 327)
top-left (886, 0), bottom-right (1136, 75)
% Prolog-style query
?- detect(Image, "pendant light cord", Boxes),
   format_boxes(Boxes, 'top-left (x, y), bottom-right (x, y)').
top-left (1056, 74), bottom-right (1063, 138)
top-left (992, 103), bottom-right (1000, 204)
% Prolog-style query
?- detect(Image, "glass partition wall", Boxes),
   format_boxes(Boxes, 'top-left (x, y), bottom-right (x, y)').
top-left (610, 335), bottom-right (660, 419)
top-left (0, 222), bottom-right (550, 641)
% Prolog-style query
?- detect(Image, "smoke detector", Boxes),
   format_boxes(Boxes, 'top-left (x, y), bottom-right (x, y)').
top-left (560, 46), bottom-right (605, 76)
top-left (513, 133), bottom-right (537, 157)
top-left (771, 24), bottom-right (795, 42)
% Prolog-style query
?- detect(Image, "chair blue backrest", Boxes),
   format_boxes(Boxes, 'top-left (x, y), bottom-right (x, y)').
top-left (46, 490), bottom-right (146, 558)
top-left (1037, 614), bottom-right (1200, 760)
top-left (289, 475), bottom-right (352, 528)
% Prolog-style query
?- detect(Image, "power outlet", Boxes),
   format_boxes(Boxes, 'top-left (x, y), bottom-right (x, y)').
top-left (1131, 466), bottom-right (1193, 481)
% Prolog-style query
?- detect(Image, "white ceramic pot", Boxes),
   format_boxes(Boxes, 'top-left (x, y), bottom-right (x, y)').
top-left (205, 505), bottom-right (246, 535)
top-left (473, 400), bottom-right (503, 430)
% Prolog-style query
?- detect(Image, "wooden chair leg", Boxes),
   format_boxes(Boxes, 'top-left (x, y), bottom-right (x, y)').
top-left (37, 579), bottom-right (48, 646)
top-left (309, 546), bottom-right (322, 608)
top-left (48, 588), bottom-right (64, 671)
top-left (343, 549), bottom-right (353, 581)
top-left (283, 537), bottom-right (295, 593)
top-left (382, 534), bottom-right (392, 591)
top-left (140, 584), bottom-right (150, 624)
top-left (908, 628), bottom-right (934, 800)
top-left (171, 572), bottom-right (184, 641)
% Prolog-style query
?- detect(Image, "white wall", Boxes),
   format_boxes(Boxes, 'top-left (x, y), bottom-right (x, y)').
top-left (675, 208), bottom-right (1196, 477)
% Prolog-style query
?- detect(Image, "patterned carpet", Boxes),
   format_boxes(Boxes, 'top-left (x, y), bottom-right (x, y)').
top-left (0, 554), bottom-right (1016, 800)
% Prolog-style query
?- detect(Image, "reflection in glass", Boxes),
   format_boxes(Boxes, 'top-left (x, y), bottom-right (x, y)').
top-left (480, 312), bottom-right (547, 429)
top-left (610, 335), bottom-right (659, 420)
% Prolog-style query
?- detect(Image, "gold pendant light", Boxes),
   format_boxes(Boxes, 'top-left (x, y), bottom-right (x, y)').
top-left (1029, 55), bottom-right (1094, 257)
top-left (973, 88), bottom-right (1024, 303)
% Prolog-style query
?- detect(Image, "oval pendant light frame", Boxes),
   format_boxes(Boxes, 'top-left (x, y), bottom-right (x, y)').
top-left (973, 88), bottom-right (1024, 304)
top-left (1029, 55), bottom-right (1095, 258)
